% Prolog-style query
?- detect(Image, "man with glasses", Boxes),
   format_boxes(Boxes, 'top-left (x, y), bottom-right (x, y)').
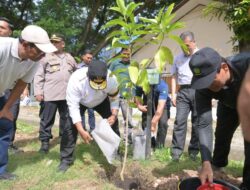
top-left (34, 34), bottom-right (78, 154)
top-left (0, 25), bottom-right (56, 180)
top-left (58, 60), bottom-right (120, 172)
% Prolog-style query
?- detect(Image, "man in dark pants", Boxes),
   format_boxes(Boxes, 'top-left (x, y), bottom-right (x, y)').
top-left (135, 79), bottom-right (170, 149)
top-left (189, 47), bottom-right (250, 189)
top-left (34, 34), bottom-right (78, 153)
top-left (170, 31), bottom-right (199, 161)
top-left (58, 60), bottom-right (120, 172)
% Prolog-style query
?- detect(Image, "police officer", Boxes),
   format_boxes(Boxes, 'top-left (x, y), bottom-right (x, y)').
top-left (189, 47), bottom-right (250, 189)
top-left (34, 34), bottom-right (78, 153)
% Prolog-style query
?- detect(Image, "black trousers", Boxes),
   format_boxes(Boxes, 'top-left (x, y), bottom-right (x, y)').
top-left (60, 97), bottom-right (120, 164)
top-left (39, 100), bottom-right (68, 142)
top-left (212, 102), bottom-right (250, 189)
top-left (4, 89), bottom-right (20, 144)
top-left (141, 108), bottom-right (169, 148)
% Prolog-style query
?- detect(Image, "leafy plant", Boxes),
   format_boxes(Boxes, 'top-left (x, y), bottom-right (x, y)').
top-left (103, 0), bottom-right (185, 181)
top-left (203, 0), bottom-right (250, 52)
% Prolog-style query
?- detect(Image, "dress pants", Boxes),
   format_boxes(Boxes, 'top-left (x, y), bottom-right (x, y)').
top-left (39, 100), bottom-right (68, 142)
top-left (60, 97), bottom-right (120, 164)
top-left (80, 108), bottom-right (95, 131)
top-left (141, 108), bottom-right (169, 148)
top-left (171, 87), bottom-right (199, 158)
top-left (0, 96), bottom-right (13, 174)
top-left (212, 103), bottom-right (250, 189)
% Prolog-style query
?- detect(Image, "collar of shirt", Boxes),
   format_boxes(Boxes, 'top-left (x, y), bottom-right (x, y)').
top-left (11, 38), bottom-right (21, 60)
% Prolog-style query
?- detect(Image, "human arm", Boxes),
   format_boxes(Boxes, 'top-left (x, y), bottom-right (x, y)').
top-left (195, 90), bottom-right (214, 185)
top-left (171, 75), bottom-right (177, 107)
top-left (238, 68), bottom-right (250, 142)
top-left (151, 99), bottom-right (166, 132)
top-left (34, 61), bottom-right (45, 102)
top-left (107, 75), bottom-right (120, 126)
top-left (135, 86), bottom-right (147, 112)
top-left (0, 79), bottom-right (27, 120)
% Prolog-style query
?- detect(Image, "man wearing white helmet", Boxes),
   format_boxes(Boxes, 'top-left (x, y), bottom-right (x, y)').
top-left (0, 25), bottom-right (56, 180)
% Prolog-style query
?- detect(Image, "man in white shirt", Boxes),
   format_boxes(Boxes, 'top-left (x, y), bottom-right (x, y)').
top-left (58, 60), bottom-right (120, 172)
top-left (0, 25), bottom-right (56, 180)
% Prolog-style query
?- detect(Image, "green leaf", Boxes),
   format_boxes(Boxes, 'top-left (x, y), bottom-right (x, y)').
top-left (168, 34), bottom-right (188, 55)
top-left (128, 60), bottom-right (139, 84)
top-left (136, 69), bottom-right (148, 86)
top-left (102, 19), bottom-right (128, 29)
top-left (154, 46), bottom-right (173, 72)
top-left (109, 7), bottom-right (123, 14)
top-left (116, 0), bottom-right (126, 15)
top-left (106, 30), bottom-right (125, 40)
top-left (139, 17), bottom-right (157, 24)
top-left (139, 59), bottom-right (150, 69)
top-left (126, 2), bottom-right (142, 17)
top-left (142, 81), bottom-right (150, 94)
top-left (164, 3), bottom-right (174, 17)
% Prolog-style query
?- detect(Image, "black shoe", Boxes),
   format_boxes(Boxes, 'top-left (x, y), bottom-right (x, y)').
top-left (39, 141), bottom-right (49, 153)
top-left (0, 172), bottom-right (17, 180)
top-left (58, 162), bottom-right (71, 172)
top-left (9, 144), bottom-right (24, 154)
top-left (189, 153), bottom-right (197, 161)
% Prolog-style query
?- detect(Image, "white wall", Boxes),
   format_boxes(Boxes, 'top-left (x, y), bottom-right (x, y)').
top-left (132, 2), bottom-right (235, 73)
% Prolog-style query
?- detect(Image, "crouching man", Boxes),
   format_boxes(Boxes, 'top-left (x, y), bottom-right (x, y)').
top-left (58, 60), bottom-right (120, 172)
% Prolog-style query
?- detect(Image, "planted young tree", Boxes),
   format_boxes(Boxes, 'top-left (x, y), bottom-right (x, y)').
top-left (102, 0), bottom-right (186, 181)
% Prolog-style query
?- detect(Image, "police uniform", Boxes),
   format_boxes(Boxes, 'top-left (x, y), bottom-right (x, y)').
top-left (190, 50), bottom-right (250, 189)
top-left (34, 41), bottom-right (77, 146)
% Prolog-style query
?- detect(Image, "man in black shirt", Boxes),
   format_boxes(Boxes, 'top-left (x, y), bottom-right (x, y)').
top-left (189, 47), bottom-right (250, 189)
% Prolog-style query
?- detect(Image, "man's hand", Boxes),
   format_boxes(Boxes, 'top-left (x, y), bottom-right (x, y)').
top-left (138, 104), bottom-right (147, 112)
top-left (0, 108), bottom-right (13, 121)
top-left (151, 118), bottom-right (157, 132)
top-left (199, 161), bottom-right (213, 185)
top-left (171, 96), bottom-right (176, 107)
top-left (79, 130), bottom-right (93, 144)
top-left (35, 95), bottom-right (44, 102)
top-left (107, 114), bottom-right (117, 126)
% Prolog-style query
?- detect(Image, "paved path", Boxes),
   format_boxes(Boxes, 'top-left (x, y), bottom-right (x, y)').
top-left (17, 105), bottom-right (244, 161)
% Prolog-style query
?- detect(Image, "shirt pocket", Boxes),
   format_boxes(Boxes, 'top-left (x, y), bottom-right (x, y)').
top-left (46, 61), bottom-right (61, 73)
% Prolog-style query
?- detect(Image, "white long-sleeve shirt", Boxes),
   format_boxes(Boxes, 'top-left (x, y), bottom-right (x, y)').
top-left (66, 67), bottom-right (119, 124)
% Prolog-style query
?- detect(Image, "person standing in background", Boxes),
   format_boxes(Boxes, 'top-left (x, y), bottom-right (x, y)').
top-left (77, 49), bottom-right (96, 131)
top-left (34, 34), bottom-right (78, 154)
top-left (170, 31), bottom-right (199, 161)
top-left (109, 48), bottom-right (136, 143)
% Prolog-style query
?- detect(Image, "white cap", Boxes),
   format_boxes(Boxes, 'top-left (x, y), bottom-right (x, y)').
top-left (21, 25), bottom-right (57, 53)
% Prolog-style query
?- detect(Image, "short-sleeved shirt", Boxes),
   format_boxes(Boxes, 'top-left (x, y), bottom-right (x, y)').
top-left (109, 60), bottom-right (134, 97)
top-left (135, 79), bottom-right (169, 109)
top-left (66, 67), bottom-right (119, 124)
top-left (0, 37), bottom-right (39, 96)
top-left (170, 49), bottom-right (198, 85)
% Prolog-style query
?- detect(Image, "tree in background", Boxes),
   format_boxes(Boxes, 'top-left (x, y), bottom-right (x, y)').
top-left (0, 0), bottom-right (181, 56)
top-left (204, 0), bottom-right (250, 52)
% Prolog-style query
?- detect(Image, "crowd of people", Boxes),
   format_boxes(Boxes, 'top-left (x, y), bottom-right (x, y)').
top-left (0, 17), bottom-right (250, 189)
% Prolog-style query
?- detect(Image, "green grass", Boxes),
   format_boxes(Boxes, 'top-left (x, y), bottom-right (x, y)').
top-left (0, 120), bottom-right (244, 190)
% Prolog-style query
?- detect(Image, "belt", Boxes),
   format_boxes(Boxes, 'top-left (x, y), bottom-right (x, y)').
top-left (180, 84), bottom-right (191, 89)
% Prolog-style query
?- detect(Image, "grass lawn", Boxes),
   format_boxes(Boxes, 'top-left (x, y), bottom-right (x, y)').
top-left (0, 120), bottom-right (243, 190)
